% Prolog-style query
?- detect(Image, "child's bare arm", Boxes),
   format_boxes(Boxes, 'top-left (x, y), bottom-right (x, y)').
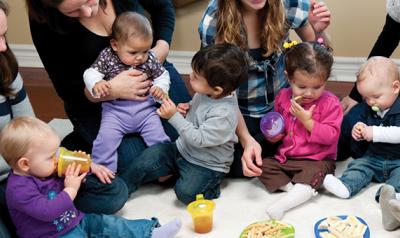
top-left (64, 163), bottom-right (87, 201)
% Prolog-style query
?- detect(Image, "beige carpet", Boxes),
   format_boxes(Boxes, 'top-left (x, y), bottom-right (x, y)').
top-left (49, 119), bottom-right (400, 237)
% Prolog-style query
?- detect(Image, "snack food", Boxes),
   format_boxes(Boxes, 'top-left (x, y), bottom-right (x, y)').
top-left (294, 95), bottom-right (303, 102)
top-left (240, 220), bottom-right (295, 238)
top-left (355, 123), bottom-right (365, 131)
top-left (316, 216), bottom-right (368, 238)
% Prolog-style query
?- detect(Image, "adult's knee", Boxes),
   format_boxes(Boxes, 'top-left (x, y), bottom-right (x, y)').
top-left (75, 176), bottom-right (129, 214)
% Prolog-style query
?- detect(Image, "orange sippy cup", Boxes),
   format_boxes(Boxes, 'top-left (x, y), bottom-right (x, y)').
top-left (187, 194), bottom-right (215, 234)
top-left (54, 147), bottom-right (92, 177)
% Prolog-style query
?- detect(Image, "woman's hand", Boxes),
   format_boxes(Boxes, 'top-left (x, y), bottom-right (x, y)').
top-left (151, 40), bottom-right (170, 63)
top-left (90, 163), bottom-right (115, 184)
top-left (109, 69), bottom-right (152, 100)
top-left (309, 0), bottom-right (331, 34)
top-left (241, 136), bottom-right (263, 177)
top-left (341, 96), bottom-right (358, 115)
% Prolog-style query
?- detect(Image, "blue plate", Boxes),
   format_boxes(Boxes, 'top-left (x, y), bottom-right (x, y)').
top-left (314, 215), bottom-right (370, 238)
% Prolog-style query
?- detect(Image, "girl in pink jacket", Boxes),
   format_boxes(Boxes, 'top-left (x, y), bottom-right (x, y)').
top-left (259, 41), bottom-right (343, 220)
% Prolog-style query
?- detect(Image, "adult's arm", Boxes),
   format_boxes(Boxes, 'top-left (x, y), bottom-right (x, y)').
top-left (236, 108), bottom-right (263, 177)
top-left (348, 14), bottom-right (400, 104)
top-left (140, 0), bottom-right (175, 62)
top-left (29, 20), bottom-right (152, 104)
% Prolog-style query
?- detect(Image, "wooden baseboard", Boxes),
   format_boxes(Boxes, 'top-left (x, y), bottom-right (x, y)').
top-left (20, 67), bottom-right (354, 122)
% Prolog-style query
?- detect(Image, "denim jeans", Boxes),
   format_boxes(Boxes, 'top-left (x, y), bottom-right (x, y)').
top-left (60, 214), bottom-right (159, 238)
top-left (340, 154), bottom-right (400, 201)
top-left (74, 175), bottom-right (129, 214)
top-left (0, 179), bottom-right (16, 238)
top-left (337, 103), bottom-right (369, 160)
top-left (62, 62), bottom-right (191, 213)
top-left (229, 115), bottom-right (281, 177)
top-left (143, 143), bottom-right (226, 204)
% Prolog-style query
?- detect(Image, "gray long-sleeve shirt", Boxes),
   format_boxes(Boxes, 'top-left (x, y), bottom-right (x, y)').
top-left (168, 93), bottom-right (238, 173)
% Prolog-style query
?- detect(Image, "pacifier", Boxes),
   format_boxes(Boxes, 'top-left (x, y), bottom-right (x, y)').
top-left (371, 105), bottom-right (380, 112)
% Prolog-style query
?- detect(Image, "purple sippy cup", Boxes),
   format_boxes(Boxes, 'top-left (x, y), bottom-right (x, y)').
top-left (260, 112), bottom-right (285, 139)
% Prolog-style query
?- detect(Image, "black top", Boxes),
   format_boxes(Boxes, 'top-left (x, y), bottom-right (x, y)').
top-left (29, 0), bottom-right (175, 116)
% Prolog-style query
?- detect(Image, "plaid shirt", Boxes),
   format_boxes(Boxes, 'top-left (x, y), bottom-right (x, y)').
top-left (198, 0), bottom-right (310, 117)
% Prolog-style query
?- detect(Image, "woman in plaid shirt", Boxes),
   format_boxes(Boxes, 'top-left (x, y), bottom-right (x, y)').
top-left (198, 0), bottom-right (332, 177)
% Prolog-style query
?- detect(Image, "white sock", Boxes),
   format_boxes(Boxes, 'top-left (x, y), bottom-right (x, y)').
top-left (266, 183), bottom-right (315, 220)
top-left (380, 185), bottom-right (400, 231)
top-left (395, 193), bottom-right (400, 200)
top-left (279, 182), bottom-right (294, 192)
top-left (152, 218), bottom-right (182, 238)
top-left (323, 174), bottom-right (350, 198)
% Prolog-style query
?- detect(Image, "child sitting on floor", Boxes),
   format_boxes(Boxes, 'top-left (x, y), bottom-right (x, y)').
top-left (0, 117), bottom-right (181, 238)
top-left (324, 57), bottom-right (400, 208)
top-left (258, 41), bottom-right (343, 220)
top-left (153, 43), bottom-right (248, 204)
top-left (83, 12), bottom-right (170, 183)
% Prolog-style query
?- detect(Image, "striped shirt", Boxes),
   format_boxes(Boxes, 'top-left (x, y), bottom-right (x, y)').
top-left (0, 73), bottom-right (35, 181)
top-left (198, 0), bottom-right (310, 117)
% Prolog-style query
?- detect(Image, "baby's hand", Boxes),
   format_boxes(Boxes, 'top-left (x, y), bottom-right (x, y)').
top-left (290, 99), bottom-right (315, 125)
top-left (93, 80), bottom-right (111, 98)
top-left (266, 133), bottom-right (285, 143)
top-left (157, 97), bottom-right (178, 119)
top-left (90, 163), bottom-right (115, 184)
top-left (150, 86), bottom-right (166, 101)
top-left (64, 163), bottom-right (87, 200)
top-left (177, 103), bottom-right (190, 117)
top-left (361, 125), bottom-right (373, 142)
top-left (352, 122), bottom-right (366, 141)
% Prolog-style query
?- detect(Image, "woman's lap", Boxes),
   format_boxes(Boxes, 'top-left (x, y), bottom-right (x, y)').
top-left (61, 63), bottom-right (191, 211)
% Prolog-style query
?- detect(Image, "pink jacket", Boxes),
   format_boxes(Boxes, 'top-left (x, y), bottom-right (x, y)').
top-left (274, 88), bottom-right (343, 163)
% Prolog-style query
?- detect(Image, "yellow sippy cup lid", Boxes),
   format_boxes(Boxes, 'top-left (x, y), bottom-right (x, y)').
top-left (187, 194), bottom-right (215, 214)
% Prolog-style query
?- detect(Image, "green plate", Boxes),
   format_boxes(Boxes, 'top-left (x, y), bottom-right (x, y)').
top-left (239, 220), bottom-right (295, 238)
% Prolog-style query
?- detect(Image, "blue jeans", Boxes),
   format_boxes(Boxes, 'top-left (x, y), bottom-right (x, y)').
top-left (62, 62), bottom-right (191, 213)
top-left (60, 214), bottom-right (159, 238)
top-left (143, 143), bottom-right (226, 204)
top-left (340, 154), bottom-right (400, 201)
top-left (74, 175), bottom-right (129, 214)
top-left (337, 103), bottom-right (369, 160)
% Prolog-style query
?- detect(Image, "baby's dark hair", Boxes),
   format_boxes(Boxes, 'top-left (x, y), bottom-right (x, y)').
top-left (285, 42), bottom-right (333, 81)
top-left (111, 12), bottom-right (152, 44)
top-left (191, 43), bottom-right (249, 98)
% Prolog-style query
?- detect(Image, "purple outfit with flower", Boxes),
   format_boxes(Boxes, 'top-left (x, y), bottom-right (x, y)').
top-left (84, 47), bottom-right (171, 172)
top-left (6, 171), bottom-right (160, 238)
top-left (6, 172), bottom-right (84, 238)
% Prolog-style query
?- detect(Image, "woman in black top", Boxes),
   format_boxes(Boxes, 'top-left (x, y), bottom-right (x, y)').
top-left (26, 0), bottom-right (190, 214)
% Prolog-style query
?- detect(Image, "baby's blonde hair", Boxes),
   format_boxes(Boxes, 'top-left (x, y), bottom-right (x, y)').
top-left (357, 56), bottom-right (399, 86)
top-left (0, 117), bottom-right (56, 168)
